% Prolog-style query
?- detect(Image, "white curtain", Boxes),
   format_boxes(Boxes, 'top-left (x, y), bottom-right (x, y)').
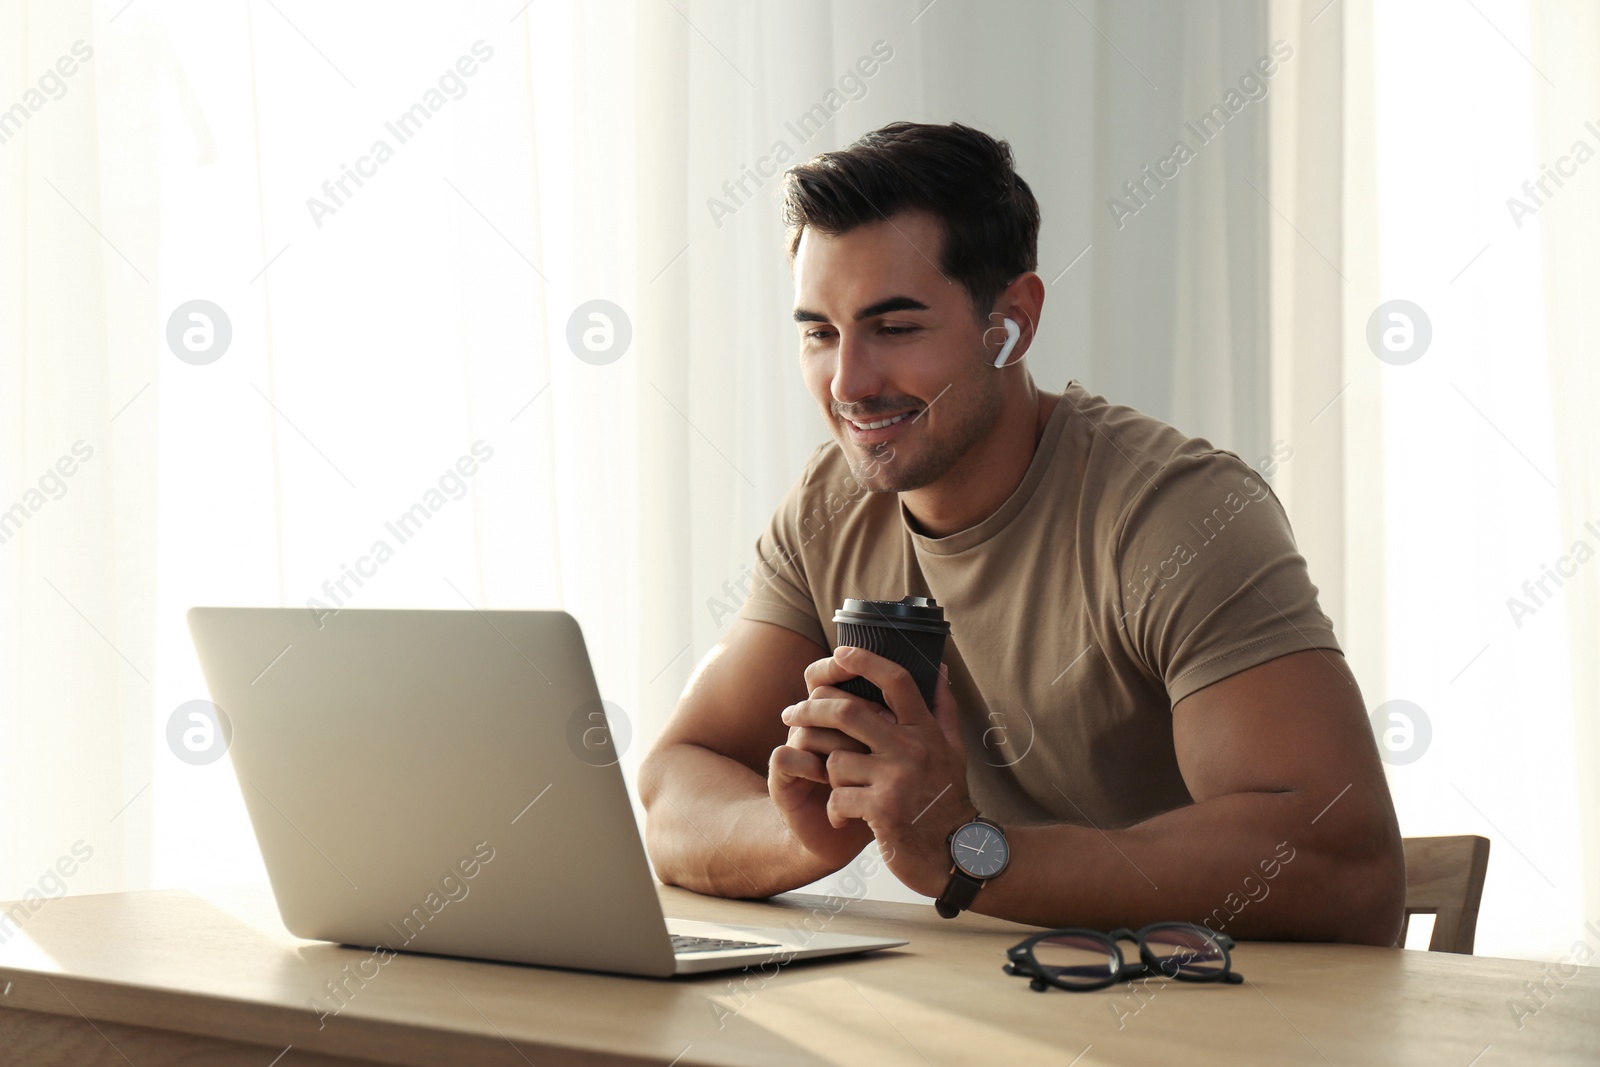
top-left (1331, 0), bottom-right (1598, 961)
top-left (3, 0), bottom-right (1594, 965)
top-left (1530, 0), bottom-right (1600, 946)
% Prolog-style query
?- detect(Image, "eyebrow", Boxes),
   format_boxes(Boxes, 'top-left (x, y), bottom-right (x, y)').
top-left (792, 295), bottom-right (931, 324)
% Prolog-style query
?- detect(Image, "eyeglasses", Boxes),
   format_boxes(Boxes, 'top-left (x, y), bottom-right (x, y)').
top-left (1003, 922), bottom-right (1244, 992)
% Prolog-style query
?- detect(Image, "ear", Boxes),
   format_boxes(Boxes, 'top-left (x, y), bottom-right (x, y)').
top-left (989, 271), bottom-right (1046, 363)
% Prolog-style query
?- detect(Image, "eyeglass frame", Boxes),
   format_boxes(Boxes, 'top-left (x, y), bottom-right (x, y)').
top-left (1003, 921), bottom-right (1245, 992)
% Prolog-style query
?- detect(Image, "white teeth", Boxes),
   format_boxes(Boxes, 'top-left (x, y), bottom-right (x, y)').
top-left (851, 412), bottom-right (911, 431)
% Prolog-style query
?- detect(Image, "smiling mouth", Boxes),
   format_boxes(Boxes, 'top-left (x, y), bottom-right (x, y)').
top-left (844, 411), bottom-right (914, 431)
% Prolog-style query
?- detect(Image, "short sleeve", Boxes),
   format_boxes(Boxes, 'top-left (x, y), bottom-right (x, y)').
top-left (1112, 450), bottom-right (1341, 705)
top-left (735, 448), bottom-right (830, 650)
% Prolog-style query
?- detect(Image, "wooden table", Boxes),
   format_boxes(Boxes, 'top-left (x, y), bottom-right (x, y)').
top-left (1, 883), bottom-right (1596, 1066)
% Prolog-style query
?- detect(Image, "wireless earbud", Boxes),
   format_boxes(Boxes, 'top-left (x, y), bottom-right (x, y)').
top-left (984, 308), bottom-right (1032, 368)
top-left (994, 317), bottom-right (1021, 368)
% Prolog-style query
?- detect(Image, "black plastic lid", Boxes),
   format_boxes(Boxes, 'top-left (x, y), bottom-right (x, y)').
top-left (833, 595), bottom-right (950, 633)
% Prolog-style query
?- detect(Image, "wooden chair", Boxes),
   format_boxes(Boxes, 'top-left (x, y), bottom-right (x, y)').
top-left (1400, 835), bottom-right (1490, 953)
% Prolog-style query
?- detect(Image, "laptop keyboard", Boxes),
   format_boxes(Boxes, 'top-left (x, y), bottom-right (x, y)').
top-left (671, 933), bottom-right (782, 955)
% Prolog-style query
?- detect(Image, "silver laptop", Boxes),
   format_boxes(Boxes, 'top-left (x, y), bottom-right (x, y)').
top-left (186, 606), bottom-right (905, 977)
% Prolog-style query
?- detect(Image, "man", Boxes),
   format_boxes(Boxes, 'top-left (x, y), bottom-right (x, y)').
top-left (639, 121), bottom-right (1406, 944)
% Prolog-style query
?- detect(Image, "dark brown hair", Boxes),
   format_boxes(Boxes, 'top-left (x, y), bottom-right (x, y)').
top-left (781, 121), bottom-right (1040, 320)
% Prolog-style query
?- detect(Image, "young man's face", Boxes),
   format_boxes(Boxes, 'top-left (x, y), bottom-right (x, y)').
top-left (791, 210), bottom-right (1003, 493)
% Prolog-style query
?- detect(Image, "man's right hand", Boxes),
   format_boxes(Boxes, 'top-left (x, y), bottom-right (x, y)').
top-left (768, 717), bottom-right (876, 869)
top-left (641, 617), bottom-right (873, 898)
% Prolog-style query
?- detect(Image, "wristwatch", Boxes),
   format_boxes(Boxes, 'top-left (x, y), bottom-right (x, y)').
top-left (935, 816), bottom-right (1009, 918)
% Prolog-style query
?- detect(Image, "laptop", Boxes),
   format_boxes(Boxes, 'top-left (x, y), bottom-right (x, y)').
top-left (186, 606), bottom-right (905, 977)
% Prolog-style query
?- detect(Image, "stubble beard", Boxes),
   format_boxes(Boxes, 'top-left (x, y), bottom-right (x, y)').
top-left (844, 368), bottom-right (1004, 494)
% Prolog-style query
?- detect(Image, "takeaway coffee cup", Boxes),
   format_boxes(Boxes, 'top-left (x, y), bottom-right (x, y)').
top-left (831, 596), bottom-right (951, 711)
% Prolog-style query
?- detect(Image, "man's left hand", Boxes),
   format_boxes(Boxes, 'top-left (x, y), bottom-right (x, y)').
top-left (779, 646), bottom-right (976, 896)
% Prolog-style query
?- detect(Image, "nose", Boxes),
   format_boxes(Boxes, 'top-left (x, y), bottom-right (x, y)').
top-left (831, 330), bottom-right (883, 408)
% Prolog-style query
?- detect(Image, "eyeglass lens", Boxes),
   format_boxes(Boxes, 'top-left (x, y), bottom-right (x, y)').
top-left (1141, 925), bottom-right (1227, 976)
top-left (1029, 934), bottom-right (1119, 987)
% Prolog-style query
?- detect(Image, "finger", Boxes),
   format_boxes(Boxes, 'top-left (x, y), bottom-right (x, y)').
top-left (787, 725), bottom-right (871, 757)
top-left (834, 646), bottom-right (933, 726)
top-left (802, 654), bottom-right (860, 692)
top-left (825, 784), bottom-right (871, 829)
top-left (783, 694), bottom-right (896, 750)
top-left (768, 768), bottom-right (808, 816)
top-left (824, 749), bottom-right (875, 788)
top-left (805, 691), bottom-right (895, 725)
top-left (769, 745), bottom-right (828, 790)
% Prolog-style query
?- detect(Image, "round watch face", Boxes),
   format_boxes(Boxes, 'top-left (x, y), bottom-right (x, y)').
top-left (950, 821), bottom-right (1008, 878)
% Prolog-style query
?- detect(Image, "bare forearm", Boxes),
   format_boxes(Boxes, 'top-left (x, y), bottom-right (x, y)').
top-left (943, 789), bottom-right (1405, 944)
top-left (639, 743), bottom-right (847, 898)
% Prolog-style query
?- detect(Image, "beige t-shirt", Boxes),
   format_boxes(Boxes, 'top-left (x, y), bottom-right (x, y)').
top-left (736, 379), bottom-right (1341, 830)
